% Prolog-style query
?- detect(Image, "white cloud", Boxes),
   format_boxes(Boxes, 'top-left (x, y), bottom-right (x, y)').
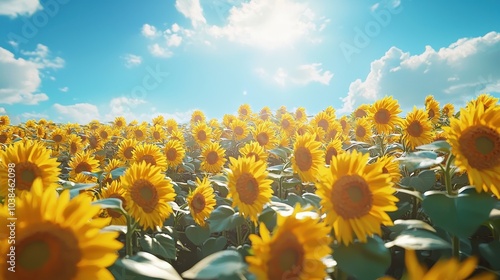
top-left (105, 97), bottom-right (147, 120)
top-left (340, 31), bottom-right (500, 113)
top-left (21, 44), bottom-right (65, 69)
top-left (0, 107), bottom-right (6, 114)
top-left (208, 0), bottom-right (325, 50)
top-left (59, 86), bottom-right (69, 92)
top-left (167, 34), bottom-right (183, 47)
top-left (53, 103), bottom-right (100, 124)
top-left (0, 0), bottom-right (42, 17)
top-left (142, 23), bottom-right (159, 38)
top-left (175, 0), bottom-right (206, 28)
top-left (258, 63), bottom-right (333, 86)
top-left (123, 54), bottom-right (142, 68)
top-left (171, 23), bottom-right (180, 33)
top-left (21, 112), bottom-right (48, 120)
top-left (148, 43), bottom-right (173, 58)
top-left (0, 47), bottom-right (48, 105)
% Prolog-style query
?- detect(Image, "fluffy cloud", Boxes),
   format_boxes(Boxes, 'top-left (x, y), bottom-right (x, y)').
top-left (148, 43), bottom-right (173, 58)
top-left (123, 53), bottom-right (142, 68)
top-left (208, 0), bottom-right (326, 50)
top-left (21, 44), bottom-right (65, 69)
top-left (141, 23), bottom-right (159, 38)
top-left (167, 34), bottom-right (183, 47)
top-left (0, 47), bottom-right (48, 104)
top-left (53, 103), bottom-right (100, 124)
top-left (0, 107), bottom-right (6, 114)
top-left (0, 0), bottom-right (42, 17)
top-left (340, 31), bottom-right (500, 113)
top-left (105, 97), bottom-right (147, 120)
top-left (59, 86), bottom-right (68, 92)
top-left (257, 63), bottom-right (333, 86)
top-left (175, 0), bottom-right (206, 28)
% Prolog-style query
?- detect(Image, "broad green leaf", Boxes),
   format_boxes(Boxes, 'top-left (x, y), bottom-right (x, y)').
top-left (422, 188), bottom-right (496, 239)
top-left (210, 174), bottom-right (228, 187)
top-left (388, 201), bottom-right (411, 221)
top-left (302, 192), bottom-right (322, 209)
top-left (199, 236), bottom-right (227, 258)
top-left (479, 241), bottom-right (500, 270)
top-left (92, 198), bottom-right (125, 214)
top-left (333, 236), bottom-right (391, 280)
top-left (111, 252), bottom-right (182, 280)
top-left (185, 225), bottom-right (211, 246)
top-left (110, 167), bottom-right (127, 179)
top-left (267, 164), bottom-right (284, 172)
top-left (388, 219), bottom-right (436, 235)
top-left (269, 147), bottom-right (289, 160)
top-left (207, 205), bottom-right (246, 233)
top-left (182, 250), bottom-right (246, 279)
top-left (385, 229), bottom-right (451, 250)
top-left (396, 151), bottom-right (444, 172)
top-left (284, 193), bottom-right (304, 207)
top-left (416, 140), bottom-right (451, 153)
top-left (139, 233), bottom-right (177, 260)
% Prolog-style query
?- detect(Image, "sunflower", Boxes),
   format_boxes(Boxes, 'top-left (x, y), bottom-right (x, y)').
top-left (353, 117), bottom-right (373, 143)
top-left (0, 140), bottom-right (60, 196)
top-left (307, 126), bottom-right (326, 142)
top-left (191, 109), bottom-right (206, 125)
top-left (222, 114), bottom-right (237, 128)
top-left (99, 180), bottom-right (127, 225)
top-left (276, 105), bottom-right (288, 118)
top-left (246, 205), bottom-right (332, 280)
top-left (88, 120), bottom-right (101, 131)
top-left (339, 115), bottom-right (351, 135)
top-left (402, 107), bottom-right (434, 150)
top-left (369, 96), bottom-right (402, 134)
top-left (279, 113), bottom-right (296, 136)
top-left (200, 142), bottom-right (227, 173)
top-left (38, 118), bottom-right (48, 126)
top-left (152, 115), bottom-right (165, 126)
top-left (164, 140), bottom-right (186, 170)
top-left (239, 141), bottom-right (268, 163)
top-left (442, 103), bottom-right (455, 118)
top-left (0, 180), bottom-right (122, 280)
top-left (169, 129), bottom-right (186, 144)
top-left (35, 124), bottom-right (46, 139)
top-left (291, 133), bottom-right (324, 183)
top-left (209, 118), bottom-right (223, 140)
top-left (86, 132), bottom-right (104, 151)
top-left (132, 143), bottom-right (168, 171)
top-left (325, 120), bottom-right (343, 141)
top-left (316, 150), bottom-right (398, 245)
top-left (165, 118), bottom-right (179, 133)
top-left (102, 158), bottom-right (125, 186)
top-left (324, 139), bottom-right (344, 165)
top-left (48, 128), bottom-right (66, 146)
top-left (230, 118), bottom-right (249, 141)
top-left (311, 111), bottom-right (334, 132)
top-left (149, 124), bottom-right (166, 142)
top-left (187, 177), bottom-right (216, 227)
top-left (296, 124), bottom-right (308, 136)
top-left (227, 156), bottom-right (273, 223)
top-left (426, 97), bottom-right (441, 124)
top-left (67, 134), bottom-right (84, 155)
top-left (127, 124), bottom-right (147, 141)
top-left (117, 138), bottom-right (139, 162)
top-left (0, 115), bottom-right (10, 127)
top-left (192, 122), bottom-right (212, 147)
top-left (97, 125), bottom-right (113, 142)
top-left (238, 104), bottom-right (252, 120)
top-left (68, 150), bottom-right (101, 179)
top-left (294, 107), bottom-right (307, 123)
top-left (0, 129), bottom-right (12, 145)
top-left (259, 106), bottom-right (273, 121)
top-left (467, 93), bottom-right (499, 112)
top-left (121, 161), bottom-right (176, 230)
top-left (278, 130), bottom-right (290, 148)
top-left (369, 155), bottom-right (401, 184)
top-left (444, 105), bottom-right (500, 197)
top-left (252, 121), bottom-right (278, 150)
top-left (113, 116), bottom-right (127, 129)
top-left (353, 104), bottom-right (370, 119)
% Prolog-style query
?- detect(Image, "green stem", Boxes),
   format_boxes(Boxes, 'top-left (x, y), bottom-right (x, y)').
top-left (452, 235), bottom-right (460, 259)
top-left (443, 154), bottom-right (459, 258)
top-left (125, 214), bottom-right (136, 257)
top-left (236, 223), bottom-right (243, 246)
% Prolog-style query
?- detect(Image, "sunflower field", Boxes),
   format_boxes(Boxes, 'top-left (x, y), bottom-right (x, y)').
top-left (1, 94), bottom-right (500, 280)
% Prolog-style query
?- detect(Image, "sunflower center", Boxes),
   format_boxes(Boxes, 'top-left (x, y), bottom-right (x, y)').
top-left (407, 121), bottom-right (423, 137)
top-left (153, 131), bottom-right (161, 140)
top-left (131, 179), bottom-right (159, 213)
top-left (107, 194), bottom-right (126, 218)
top-left (139, 155), bottom-right (156, 166)
top-left (197, 130), bottom-right (207, 141)
top-left (428, 109), bottom-right (435, 119)
top-left (75, 162), bottom-right (92, 174)
top-left (0, 134), bottom-right (7, 144)
top-left (295, 147), bottom-right (312, 171)
top-left (100, 131), bottom-right (108, 139)
top-left (382, 167), bottom-right (389, 174)
top-left (318, 119), bottom-right (329, 131)
top-left (328, 129), bottom-right (338, 140)
top-left (296, 111), bottom-right (303, 119)
top-left (16, 228), bottom-right (80, 280)
top-left (458, 125), bottom-right (500, 170)
top-left (194, 115), bottom-right (203, 123)
top-left (53, 135), bottom-right (63, 143)
top-left (443, 107), bottom-right (449, 114)
top-left (282, 119), bottom-right (290, 129)
top-left (246, 152), bottom-right (260, 162)
top-left (267, 231), bottom-right (304, 279)
top-left (331, 175), bottom-right (373, 219)
top-left (356, 126), bottom-right (366, 138)
top-left (240, 109), bottom-right (248, 116)
top-left (355, 109), bottom-right (367, 118)
top-left (135, 130), bottom-right (144, 138)
top-left (234, 126), bottom-right (244, 136)
top-left (374, 109), bottom-right (390, 124)
top-left (257, 133), bottom-right (269, 146)
top-left (70, 142), bottom-right (78, 154)
top-left (340, 120), bottom-right (347, 130)
top-left (325, 148), bottom-right (337, 165)
top-left (235, 173), bottom-right (259, 204)
top-left (124, 147), bottom-right (134, 159)
top-left (206, 151), bottom-right (219, 165)
top-left (88, 136), bottom-right (99, 149)
top-left (15, 162), bottom-right (41, 191)
top-left (166, 148), bottom-right (177, 161)
top-left (116, 120), bottom-right (123, 127)
top-left (191, 193), bottom-right (206, 213)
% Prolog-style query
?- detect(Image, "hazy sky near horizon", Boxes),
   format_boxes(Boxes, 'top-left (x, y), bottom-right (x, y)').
top-left (1, 0), bottom-right (499, 124)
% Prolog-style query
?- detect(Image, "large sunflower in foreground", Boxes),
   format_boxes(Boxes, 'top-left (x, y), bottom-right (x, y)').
top-left (99, 180), bottom-right (127, 225)
top-left (0, 179), bottom-right (122, 280)
top-left (68, 150), bottom-right (101, 179)
top-left (316, 150), bottom-right (398, 245)
top-left (164, 140), bottom-right (186, 170)
top-left (246, 205), bottom-right (332, 280)
top-left (227, 156), bottom-right (273, 224)
top-left (200, 142), bottom-right (227, 173)
top-left (291, 133), bottom-right (324, 183)
top-left (369, 96), bottom-right (402, 134)
top-left (0, 140), bottom-right (60, 196)
top-left (187, 177), bottom-right (216, 227)
top-left (444, 104), bottom-right (500, 197)
top-left (121, 161), bottom-right (176, 230)
top-left (402, 107), bottom-right (434, 150)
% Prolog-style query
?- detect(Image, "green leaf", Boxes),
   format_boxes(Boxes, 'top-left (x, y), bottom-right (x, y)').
top-left (416, 140), bottom-right (451, 153)
top-left (210, 174), bottom-right (228, 187)
top-left (284, 193), bottom-right (304, 207)
top-left (200, 236), bottom-right (228, 258)
top-left (302, 192), bottom-right (322, 208)
top-left (139, 233), bottom-right (177, 260)
top-left (111, 252), bottom-right (183, 280)
top-left (269, 147), bottom-right (289, 160)
top-left (385, 229), bottom-right (451, 250)
top-left (479, 241), bottom-right (500, 270)
top-left (396, 151), bottom-right (444, 172)
top-left (408, 170), bottom-right (436, 192)
top-left (267, 164), bottom-right (284, 172)
top-left (207, 205), bottom-right (246, 233)
top-left (422, 188), bottom-right (496, 239)
top-left (102, 225), bottom-right (127, 234)
top-left (185, 225), bottom-right (211, 246)
top-left (110, 167), bottom-right (127, 179)
top-left (92, 198), bottom-right (125, 214)
top-left (182, 250), bottom-right (246, 279)
top-left (333, 236), bottom-right (391, 280)
top-left (60, 180), bottom-right (97, 191)
top-left (182, 162), bottom-right (195, 173)
top-left (388, 219), bottom-right (436, 235)
top-left (388, 201), bottom-right (411, 221)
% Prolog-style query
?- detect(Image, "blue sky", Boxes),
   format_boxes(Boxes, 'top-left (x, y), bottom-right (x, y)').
top-left (1, 0), bottom-right (499, 124)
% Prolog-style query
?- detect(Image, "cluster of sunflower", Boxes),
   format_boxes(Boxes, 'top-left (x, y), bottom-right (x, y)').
top-left (0, 92), bottom-right (499, 279)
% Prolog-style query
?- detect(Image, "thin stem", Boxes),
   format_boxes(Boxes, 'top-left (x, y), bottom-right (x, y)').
top-left (125, 214), bottom-right (135, 257)
top-left (452, 235), bottom-right (460, 259)
top-left (236, 223), bottom-right (243, 246)
top-left (443, 154), bottom-right (459, 258)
